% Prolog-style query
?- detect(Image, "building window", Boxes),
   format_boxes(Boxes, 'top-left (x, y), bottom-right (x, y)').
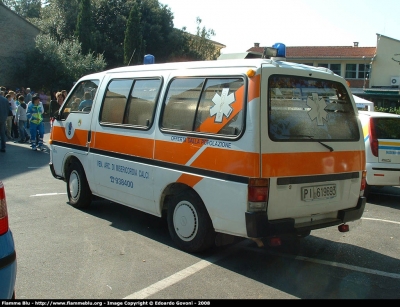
top-left (345, 64), bottom-right (357, 78)
top-left (358, 64), bottom-right (370, 79)
top-left (345, 64), bottom-right (370, 79)
top-left (317, 63), bottom-right (341, 75)
top-left (330, 64), bottom-right (341, 75)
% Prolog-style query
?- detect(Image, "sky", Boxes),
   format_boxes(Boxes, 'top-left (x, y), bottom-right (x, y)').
top-left (160, 0), bottom-right (400, 53)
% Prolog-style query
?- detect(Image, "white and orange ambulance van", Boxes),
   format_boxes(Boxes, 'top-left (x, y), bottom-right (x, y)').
top-left (358, 110), bottom-right (400, 196)
top-left (49, 46), bottom-right (367, 253)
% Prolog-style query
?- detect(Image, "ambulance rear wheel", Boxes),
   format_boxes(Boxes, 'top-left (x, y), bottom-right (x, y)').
top-left (67, 161), bottom-right (92, 209)
top-left (167, 190), bottom-right (215, 253)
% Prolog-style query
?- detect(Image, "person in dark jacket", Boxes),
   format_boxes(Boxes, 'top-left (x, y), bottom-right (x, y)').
top-left (0, 93), bottom-right (9, 152)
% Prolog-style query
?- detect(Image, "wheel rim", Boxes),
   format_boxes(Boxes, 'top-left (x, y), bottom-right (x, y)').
top-left (69, 170), bottom-right (80, 201)
top-left (173, 201), bottom-right (198, 241)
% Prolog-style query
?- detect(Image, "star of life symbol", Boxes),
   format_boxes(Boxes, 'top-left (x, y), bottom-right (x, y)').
top-left (210, 88), bottom-right (234, 123)
top-left (307, 93), bottom-right (328, 126)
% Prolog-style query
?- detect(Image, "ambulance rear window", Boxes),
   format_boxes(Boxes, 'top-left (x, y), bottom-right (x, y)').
top-left (268, 75), bottom-right (360, 141)
top-left (372, 118), bottom-right (400, 139)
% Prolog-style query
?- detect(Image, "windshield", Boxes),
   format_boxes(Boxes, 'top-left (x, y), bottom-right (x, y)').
top-left (268, 75), bottom-right (360, 141)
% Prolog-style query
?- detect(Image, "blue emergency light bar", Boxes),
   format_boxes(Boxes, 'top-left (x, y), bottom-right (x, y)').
top-left (272, 43), bottom-right (286, 57)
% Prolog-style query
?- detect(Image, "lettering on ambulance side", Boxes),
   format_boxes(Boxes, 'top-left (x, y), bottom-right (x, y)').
top-left (96, 159), bottom-right (150, 191)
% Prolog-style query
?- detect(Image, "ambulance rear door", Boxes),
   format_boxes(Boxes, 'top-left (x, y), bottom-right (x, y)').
top-left (260, 64), bottom-right (365, 224)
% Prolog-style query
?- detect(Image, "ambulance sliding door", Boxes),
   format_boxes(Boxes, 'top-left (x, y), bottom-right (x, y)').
top-left (89, 73), bottom-right (162, 215)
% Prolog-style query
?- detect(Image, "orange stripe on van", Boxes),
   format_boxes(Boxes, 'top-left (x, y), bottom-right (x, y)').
top-left (155, 139), bottom-right (260, 177)
top-left (262, 151), bottom-right (366, 177)
top-left (191, 147), bottom-right (259, 177)
top-left (92, 131), bottom-right (154, 158)
top-left (51, 126), bottom-right (89, 147)
top-left (177, 173), bottom-right (203, 187)
top-left (248, 74), bottom-right (260, 102)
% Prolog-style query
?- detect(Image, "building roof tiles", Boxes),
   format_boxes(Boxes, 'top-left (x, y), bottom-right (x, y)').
top-left (247, 46), bottom-right (376, 59)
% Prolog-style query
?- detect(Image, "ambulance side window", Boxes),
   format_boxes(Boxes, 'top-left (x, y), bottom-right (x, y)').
top-left (161, 77), bottom-right (245, 137)
top-left (61, 80), bottom-right (99, 120)
top-left (99, 78), bottom-right (161, 128)
top-left (100, 79), bottom-right (132, 124)
top-left (124, 79), bottom-right (161, 127)
top-left (161, 78), bottom-right (203, 131)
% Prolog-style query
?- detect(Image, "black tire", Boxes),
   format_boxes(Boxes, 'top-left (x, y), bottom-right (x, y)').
top-left (167, 189), bottom-right (215, 253)
top-left (66, 161), bottom-right (92, 208)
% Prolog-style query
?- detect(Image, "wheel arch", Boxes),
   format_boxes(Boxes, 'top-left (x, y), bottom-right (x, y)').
top-left (159, 183), bottom-right (212, 223)
top-left (63, 155), bottom-right (82, 180)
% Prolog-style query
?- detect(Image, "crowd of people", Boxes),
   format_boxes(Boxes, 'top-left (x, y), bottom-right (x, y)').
top-left (0, 86), bottom-right (68, 152)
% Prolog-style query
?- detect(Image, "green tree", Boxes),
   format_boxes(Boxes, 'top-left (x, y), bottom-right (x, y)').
top-left (75, 0), bottom-right (93, 54)
top-left (17, 34), bottom-right (106, 92)
top-left (91, 0), bottom-right (132, 68)
top-left (123, 0), bottom-right (143, 65)
top-left (139, 0), bottom-right (174, 63)
top-left (186, 17), bottom-right (219, 61)
top-left (29, 0), bottom-right (79, 42)
top-left (1, 0), bottom-right (41, 18)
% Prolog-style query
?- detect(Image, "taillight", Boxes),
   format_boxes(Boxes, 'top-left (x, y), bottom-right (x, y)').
top-left (369, 118), bottom-right (378, 157)
top-left (360, 171), bottom-right (367, 192)
top-left (248, 178), bottom-right (269, 211)
top-left (0, 181), bottom-right (9, 236)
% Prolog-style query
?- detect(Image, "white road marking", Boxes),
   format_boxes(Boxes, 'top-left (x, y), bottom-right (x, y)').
top-left (124, 241), bottom-right (251, 299)
top-left (362, 217), bottom-right (400, 225)
top-left (263, 250), bottom-right (400, 280)
top-left (30, 193), bottom-right (67, 197)
top-left (124, 217), bottom-right (400, 299)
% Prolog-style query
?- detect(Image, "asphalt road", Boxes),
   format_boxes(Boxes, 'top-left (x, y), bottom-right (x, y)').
top-left (1, 124), bottom-right (400, 300)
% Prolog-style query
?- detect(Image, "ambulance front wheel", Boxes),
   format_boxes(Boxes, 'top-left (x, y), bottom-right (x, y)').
top-left (167, 189), bottom-right (216, 253)
top-left (66, 160), bottom-right (92, 209)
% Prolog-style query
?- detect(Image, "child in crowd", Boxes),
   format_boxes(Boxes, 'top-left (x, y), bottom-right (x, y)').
top-left (14, 95), bottom-right (30, 143)
top-left (27, 95), bottom-right (44, 151)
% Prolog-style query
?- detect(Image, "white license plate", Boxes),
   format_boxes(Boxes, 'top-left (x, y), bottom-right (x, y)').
top-left (301, 184), bottom-right (336, 201)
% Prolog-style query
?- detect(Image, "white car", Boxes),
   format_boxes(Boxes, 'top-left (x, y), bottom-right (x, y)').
top-left (358, 111), bottom-right (400, 195)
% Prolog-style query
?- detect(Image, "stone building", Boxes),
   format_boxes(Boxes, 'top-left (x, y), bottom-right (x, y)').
top-left (0, 3), bottom-right (40, 88)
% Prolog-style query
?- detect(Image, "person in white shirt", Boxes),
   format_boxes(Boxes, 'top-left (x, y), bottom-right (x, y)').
top-left (14, 95), bottom-right (29, 143)
top-left (8, 91), bottom-right (18, 139)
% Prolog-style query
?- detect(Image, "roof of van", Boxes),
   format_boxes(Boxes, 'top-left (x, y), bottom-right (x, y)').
top-left (103, 59), bottom-right (337, 74)
top-left (79, 59), bottom-right (339, 81)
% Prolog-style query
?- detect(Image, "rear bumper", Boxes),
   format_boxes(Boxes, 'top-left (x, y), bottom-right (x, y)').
top-left (245, 197), bottom-right (366, 238)
top-left (0, 229), bottom-right (17, 299)
top-left (366, 163), bottom-right (400, 186)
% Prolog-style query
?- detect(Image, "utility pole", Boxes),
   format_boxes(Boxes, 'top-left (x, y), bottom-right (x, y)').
top-left (362, 56), bottom-right (366, 90)
top-left (128, 49), bottom-right (136, 66)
